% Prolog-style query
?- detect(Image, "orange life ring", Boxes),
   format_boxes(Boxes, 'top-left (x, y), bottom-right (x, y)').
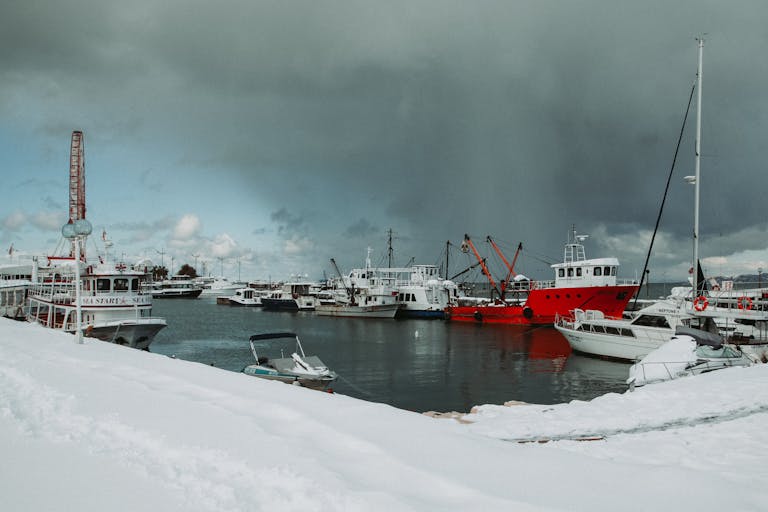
top-left (737, 296), bottom-right (753, 310)
top-left (693, 295), bottom-right (708, 311)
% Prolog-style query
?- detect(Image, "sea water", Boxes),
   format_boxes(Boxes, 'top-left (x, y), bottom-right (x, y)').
top-left (150, 295), bottom-right (637, 412)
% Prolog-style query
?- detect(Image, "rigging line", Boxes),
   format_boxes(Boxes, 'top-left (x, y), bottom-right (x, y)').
top-left (336, 374), bottom-right (377, 398)
top-left (632, 79), bottom-right (697, 309)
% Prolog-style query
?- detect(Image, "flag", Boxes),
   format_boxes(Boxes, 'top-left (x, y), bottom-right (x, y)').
top-left (8, 243), bottom-right (13, 256)
top-left (102, 229), bottom-right (107, 241)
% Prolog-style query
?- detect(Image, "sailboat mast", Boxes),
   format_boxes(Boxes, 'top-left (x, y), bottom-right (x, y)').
top-left (693, 37), bottom-right (704, 296)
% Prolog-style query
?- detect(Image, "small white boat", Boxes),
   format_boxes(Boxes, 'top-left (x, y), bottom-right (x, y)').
top-left (225, 287), bottom-right (270, 306)
top-left (242, 332), bottom-right (337, 390)
top-left (315, 302), bottom-right (400, 318)
top-left (627, 327), bottom-right (754, 389)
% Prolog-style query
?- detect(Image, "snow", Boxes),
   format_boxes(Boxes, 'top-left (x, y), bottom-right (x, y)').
top-left (627, 336), bottom-right (697, 386)
top-left (2, 318), bottom-right (767, 511)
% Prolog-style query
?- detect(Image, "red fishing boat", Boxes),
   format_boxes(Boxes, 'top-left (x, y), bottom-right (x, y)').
top-left (445, 230), bottom-right (638, 325)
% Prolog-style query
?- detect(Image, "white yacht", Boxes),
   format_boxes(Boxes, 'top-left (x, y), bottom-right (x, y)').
top-left (555, 294), bottom-right (768, 362)
top-left (226, 287), bottom-right (270, 306)
top-left (197, 276), bottom-right (245, 296)
top-left (150, 275), bottom-right (203, 299)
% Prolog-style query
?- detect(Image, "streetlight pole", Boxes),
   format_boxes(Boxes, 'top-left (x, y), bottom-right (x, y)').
top-left (62, 218), bottom-right (92, 344)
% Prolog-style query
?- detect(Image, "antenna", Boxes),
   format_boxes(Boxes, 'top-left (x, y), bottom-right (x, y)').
top-left (155, 248), bottom-right (165, 269)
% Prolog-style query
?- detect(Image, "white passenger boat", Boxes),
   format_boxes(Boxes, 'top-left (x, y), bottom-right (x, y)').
top-left (1, 263), bottom-right (32, 319)
top-left (27, 256), bottom-right (166, 350)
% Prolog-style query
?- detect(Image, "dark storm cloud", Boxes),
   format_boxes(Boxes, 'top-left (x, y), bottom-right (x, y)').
top-left (270, 208), bottom-right (306, 236)
top-left (2, 0), bottom-right (767, 277)
top-left (344, 218), bottom-right (379, 239)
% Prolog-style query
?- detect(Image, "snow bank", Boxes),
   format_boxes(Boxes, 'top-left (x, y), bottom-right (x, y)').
top-left (1, 318), bottom-right (767, 511)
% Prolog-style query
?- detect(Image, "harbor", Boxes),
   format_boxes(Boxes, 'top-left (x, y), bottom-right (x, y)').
top-left (150, 295), bottom-right (630, 412)
top-left (3, 1), bottom-right (768, 509)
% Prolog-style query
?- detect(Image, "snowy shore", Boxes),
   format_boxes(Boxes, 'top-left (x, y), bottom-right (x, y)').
top-left (1, 317), bottom-right (767, 511)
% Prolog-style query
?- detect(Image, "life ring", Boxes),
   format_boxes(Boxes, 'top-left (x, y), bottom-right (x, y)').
top-left (737, 296), bottom-right (753, 310)
top-left (693, 295), bottom-right (708, 312)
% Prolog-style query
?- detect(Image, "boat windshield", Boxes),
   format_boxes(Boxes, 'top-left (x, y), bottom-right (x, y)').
top-left (695, 345), bottom-right (743, 359)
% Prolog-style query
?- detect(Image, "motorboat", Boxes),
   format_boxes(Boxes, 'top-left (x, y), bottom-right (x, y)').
top-left (444, 230), bottom-right (638, 325)
top-left (242, 332), bottom-right (337, 390)
top-left (627, 327), bottom-right (754, 389)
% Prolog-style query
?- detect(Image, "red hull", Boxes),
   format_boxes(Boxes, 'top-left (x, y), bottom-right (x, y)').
top-left (445, 285), bottom-right (638, 325)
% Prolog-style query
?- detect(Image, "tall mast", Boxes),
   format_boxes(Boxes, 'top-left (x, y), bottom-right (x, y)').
top-left (693, 37), bottom-right (704, 296)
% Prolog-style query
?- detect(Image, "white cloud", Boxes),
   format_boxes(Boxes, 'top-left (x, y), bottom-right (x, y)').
top-left (172, 214), bottom-right (201, 240)
top-left (2, 211), bottom-right (27, 231)
top-left (284, 236), bottom-right (313, 255)
top-left (209, 233), bottom-right (238, 258)
top-left (31, 211), bottom-right (64, 231)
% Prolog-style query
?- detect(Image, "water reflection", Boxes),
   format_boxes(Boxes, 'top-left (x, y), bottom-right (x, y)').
top-left (152, 298), bottom-right (630, 412)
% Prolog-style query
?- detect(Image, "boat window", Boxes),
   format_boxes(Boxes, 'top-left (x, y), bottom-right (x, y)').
top-left (567, 268), bottom-right (574, 277)
top-left (632, 315), bottom-right (670, 328)
top-left (604, 266), bottom-right (611, 276)
top-left (605, 326), bottom-right (620, 335)
top-left (611, 267), bottom-right (617, 276)
top-left (96, 279), bottom-right (110, 292)
top-left (130, 278), bottom-right (139, 291)
top-left (558, 269), bottom-right (565, 277)
top-left (114, 278), bottom-right (128, 291)
top-left (576, 268), bottom-right (582, 277)
top-left (594, 267), bottom-right (602, 276)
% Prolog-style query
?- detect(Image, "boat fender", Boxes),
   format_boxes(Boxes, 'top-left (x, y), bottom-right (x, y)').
top-left (473, 310), bottom-right (483, 322)
top-left (523, 307), bottom-right (533, 319)
top-left (737, 296), bottom-right (753, 310)
top-left (693, 295), bottom-right (708, 312)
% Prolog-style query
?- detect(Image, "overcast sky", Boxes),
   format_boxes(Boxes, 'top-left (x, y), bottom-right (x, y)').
top-left (2, 0), bottom-right (767, 282)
